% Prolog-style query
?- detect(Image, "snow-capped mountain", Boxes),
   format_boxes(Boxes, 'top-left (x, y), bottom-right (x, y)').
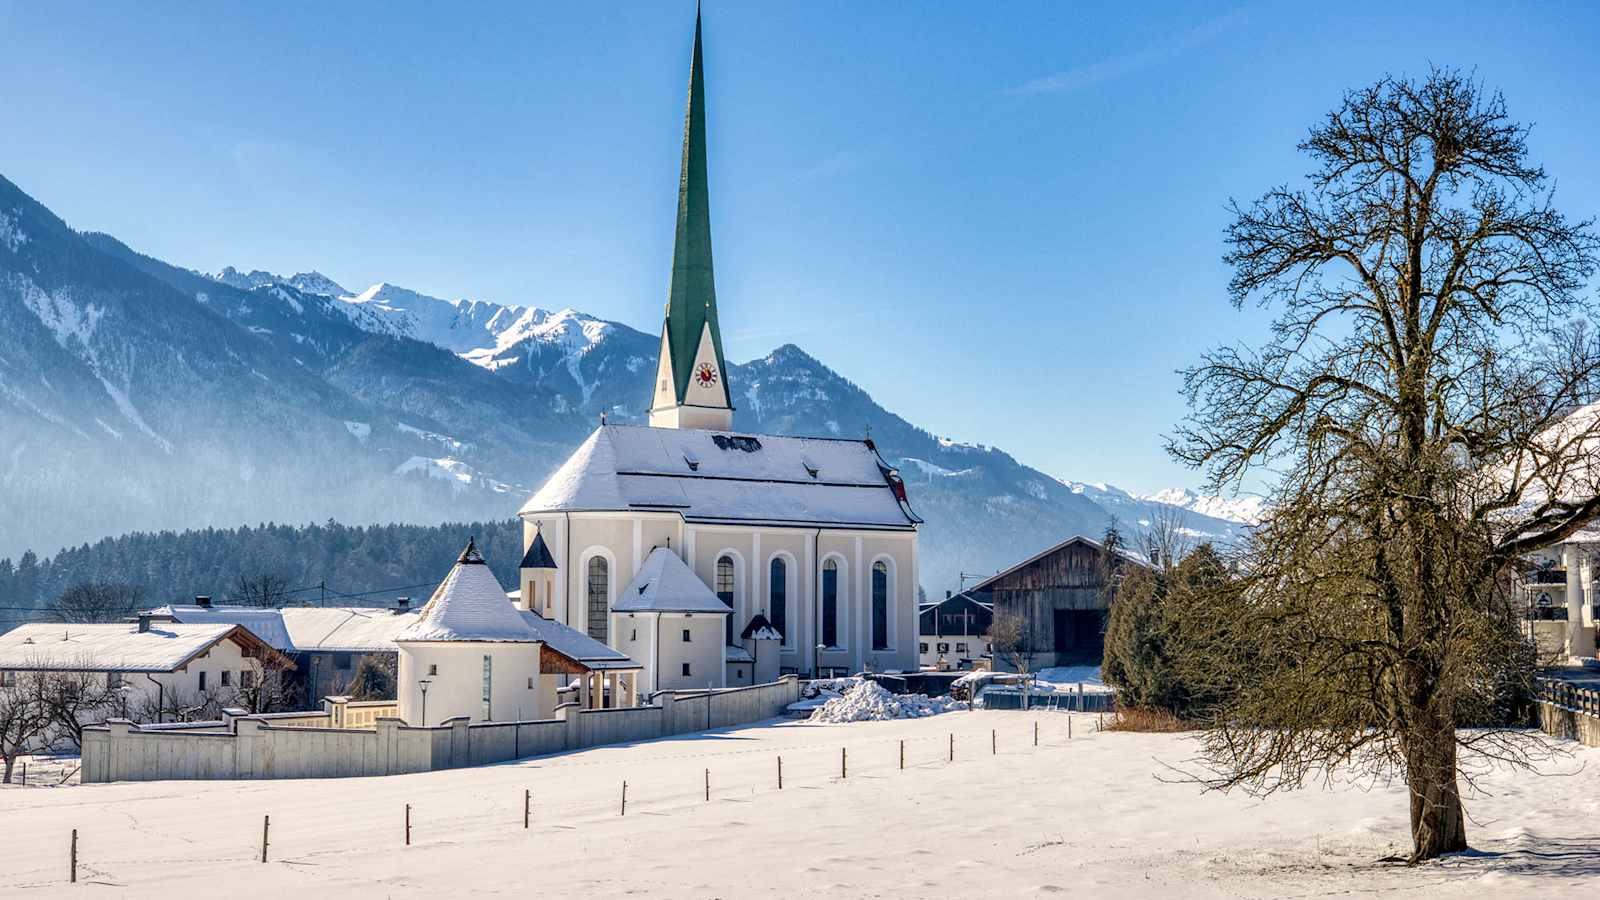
top-left (212, 267), bottom-right (349, 299)
top-left (1143, 487), bottom-right (1266, 525)
top-left (1064, 482), bottom-right (1254, 545)
top-left (0, 171), bottom-right (1236, 595)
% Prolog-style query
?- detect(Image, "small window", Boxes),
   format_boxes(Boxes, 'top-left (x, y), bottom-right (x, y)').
top-left (682, 662), bottom-right (692, 677)
top-left (199, 671), bottom-right (208, 691)
top-left (631, 628), bottom-right (638, 641)
top-left (428, 664), bottom-right (439, 676)
top-left (527, 677), bottom-right (536, 689)
top-left (0, 671), bottom-right (14, 687)
top-left (919, 642), bottom-right (929, 654)
top-left (955, 642), bottom-right (968, 654)
top-left (221, 670), bottom-right (233, 687)
top-left (736, 668), bottom-right (743, 679)
top-left (683, 629), bottom-right (692, 642)
top-left (241, 670), bottom-right (256, 689)
top-left (105, 671), bottom-right (123, 690)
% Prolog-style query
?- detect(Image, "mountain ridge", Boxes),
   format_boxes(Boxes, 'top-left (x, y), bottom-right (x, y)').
top-left (0, 173), bottom-right (1246, 600)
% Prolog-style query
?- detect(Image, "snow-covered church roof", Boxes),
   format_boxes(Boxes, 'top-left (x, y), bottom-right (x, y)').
top-left (614, 547), bottom-right (733, 614)
top-left (395, 540), bottom-right (538, 643)
top-left (519, 425), bottom-right (920, 530)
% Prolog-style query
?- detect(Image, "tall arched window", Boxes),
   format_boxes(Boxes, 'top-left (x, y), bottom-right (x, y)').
top-left (716, 555), bottom-right (736, 646)
top-left (769, 558), bottom-right (788, 645)
top-left (871, 561), bottom-right (889, 650)
top-left (821, 559), bottom-right (839, 648)
top-left (586, 556), bottom-right (609, 643)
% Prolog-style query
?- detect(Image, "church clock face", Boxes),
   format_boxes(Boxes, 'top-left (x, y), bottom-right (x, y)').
top-left (695, 362), bottom-right (719, 388)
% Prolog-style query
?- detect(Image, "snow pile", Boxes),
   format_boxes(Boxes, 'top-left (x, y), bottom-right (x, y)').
top-left (808, 679), bottom-right (967, 723)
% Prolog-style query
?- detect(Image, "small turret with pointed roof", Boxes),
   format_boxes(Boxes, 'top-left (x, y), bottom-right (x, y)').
top-left (519, 530), bottom-right (557, 570)
top-left (648, 6), bottom-right (735, 431)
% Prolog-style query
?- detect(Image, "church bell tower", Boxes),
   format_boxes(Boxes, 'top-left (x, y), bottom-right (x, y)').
top-left (648, 8), bottom-right (734, 431)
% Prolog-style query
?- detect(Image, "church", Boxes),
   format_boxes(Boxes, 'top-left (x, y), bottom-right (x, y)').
top-left (511, 10), bottom-right (922, 693)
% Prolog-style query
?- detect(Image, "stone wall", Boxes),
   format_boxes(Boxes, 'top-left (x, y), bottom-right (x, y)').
top-left (1536, 676), bottom-right (1600, 747)
top-left (81, 676), bottom-right (800, 783)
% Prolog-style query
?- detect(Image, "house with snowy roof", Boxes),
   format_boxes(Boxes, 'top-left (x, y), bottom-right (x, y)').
top-left (396, 539), bottom-right (641, 725)
top-left (512, 10), bottom-right (921, 688)
top-left (142, 596), bottom-right (423, 700)
top-left (0, 618), bottom-right (295, 727)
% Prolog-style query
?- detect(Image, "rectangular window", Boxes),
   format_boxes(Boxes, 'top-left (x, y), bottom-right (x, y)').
top-left (199, 671), bottom-right (207, 691)
top-left (919, 643), bottom-right (929, 654)
top-left (871, 562), bottom-right (889, 651)
top-left (955, 642), bottom-right (969, 654)
top-left (682, 628), bottom-right (692, 642)
top-left (427, 664), bottom-right (439, 676)
top-left (221, 670), bottom-right (233, 687)
top-left (682, 662), bottom-right (692, 677)
top-left (241, 670), bottom-right (256, 689)
top-left (822, 562), bottom-right (839, 648)
top-left (0, 671), bottom-right (13, 687)
top-left (105, 671), bottom-right (123, 690)
top-left (481, 655), bottom-right (493, 721)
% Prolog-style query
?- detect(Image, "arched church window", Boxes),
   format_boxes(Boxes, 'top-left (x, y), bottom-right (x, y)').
top-left (822, 559), bottom-right (839, 648)
top-left (871, 561), bottom-right (889, 650)
top-left (586, 557), bottom-right (609, 643)
top-left (770, 558), bottom-right (787, 645)
top-left (717, 555), bottom-right (736, 646)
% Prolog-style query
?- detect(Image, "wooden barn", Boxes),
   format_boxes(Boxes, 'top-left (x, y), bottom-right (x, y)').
top-left (968, 535), bottom-right (1150, 668)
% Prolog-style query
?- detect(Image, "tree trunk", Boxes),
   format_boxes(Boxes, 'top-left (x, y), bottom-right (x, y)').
top-left (2, 753), bottom-right (15, 784)
top-left (1403, 714), bottom-right (1468, 862)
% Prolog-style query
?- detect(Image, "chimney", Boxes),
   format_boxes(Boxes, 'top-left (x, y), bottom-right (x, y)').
top-left (195, 595), bottom-right (212, 609)
top-left (137, 614), bottom-right (152, 633)
top-left (945, 590), bottom-right (952, 599)
top-left (394, 596), bottom-right (411, 614)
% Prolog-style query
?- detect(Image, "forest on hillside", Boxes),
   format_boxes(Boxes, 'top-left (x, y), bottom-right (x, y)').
top-left (0, 519), bottom-right (525, 630)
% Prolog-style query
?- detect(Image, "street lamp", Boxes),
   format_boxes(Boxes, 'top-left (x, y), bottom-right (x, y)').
top-left (418, 677), bottom-right (432, 726)
top-left (816, 643), bottom-right (827, 679)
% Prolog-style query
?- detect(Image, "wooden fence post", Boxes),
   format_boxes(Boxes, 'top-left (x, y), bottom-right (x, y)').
top-left (1034, 721), bottom-right (1039, 746)
top-left (949, 733), bottom-right (954, 761)
top-left (899, 740), bottom-right (904, 770)
top-left (778, 756), bottom-right (783, 790)
top-left (70, 829), bottom-right (77, 884)
top-left (261, 815), bottom-right (270, 863)
top-left (841, 747), bottom-right (847, 779)
top-left (992, 728), bottom-right (996, 755)
top-left (704, 768), bottom-right (710, 802)
top-left (405, 804), bottom-right (411, 846)
top-left (621, 780), bottom-right (628, 816)
top-left (524, 789), bottom-right (531, 829)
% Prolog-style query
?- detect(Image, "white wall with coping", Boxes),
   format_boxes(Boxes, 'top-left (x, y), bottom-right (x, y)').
top-left (82, 676), bottom-right (801, 783)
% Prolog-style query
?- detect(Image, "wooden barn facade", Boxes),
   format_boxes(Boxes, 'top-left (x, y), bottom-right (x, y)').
top-left (968, 535), bottom-right (1149, 668)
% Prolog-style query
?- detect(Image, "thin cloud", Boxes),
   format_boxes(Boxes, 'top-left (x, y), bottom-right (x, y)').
top-left (1007, 8), bottom-right (1247, 96)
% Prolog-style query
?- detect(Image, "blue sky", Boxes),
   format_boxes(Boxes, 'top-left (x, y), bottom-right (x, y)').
top-left (3, 1), bottom-right (1597, 496)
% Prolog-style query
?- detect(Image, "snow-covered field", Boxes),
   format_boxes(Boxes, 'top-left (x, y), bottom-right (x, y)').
top-left (2, 712), bottom-right (1597, 898)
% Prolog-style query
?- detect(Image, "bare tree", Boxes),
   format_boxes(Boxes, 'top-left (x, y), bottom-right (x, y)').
top-left (1139, 506), bottom-right (1193, 573)
top-left (230, 573), bottom-right (291, 608)
top-left (1171, 69), bottom-right (1600, 861)
top-left (36, 666), bottom-right (117, 750)
top-left (230, 656), bottom-right (301, 714)
top-left (0, 672), bottom-right (50, 783)
top-left (985, 609), bottom-right (1037, 677)
top-left (50, 582), bottom-right (146, 624)
top-left (346, 654), bottom-right (397, 702)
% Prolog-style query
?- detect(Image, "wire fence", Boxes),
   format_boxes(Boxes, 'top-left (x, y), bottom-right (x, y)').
top-left (17, 711), bottom-right (1105, 888)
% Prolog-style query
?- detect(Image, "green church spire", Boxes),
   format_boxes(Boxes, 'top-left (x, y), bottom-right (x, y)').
top-left (661, 6), bottom-right (730, 408)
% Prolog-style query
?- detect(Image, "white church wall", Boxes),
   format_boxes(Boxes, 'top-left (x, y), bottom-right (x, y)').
top-left (398, 643), bottom-right (542, 726)
top-left (655, 612), bottom-right (725, 691)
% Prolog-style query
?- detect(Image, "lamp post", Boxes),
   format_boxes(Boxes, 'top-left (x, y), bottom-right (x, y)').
top-left (816, 643), bottom-right (827, 679)
top-left (418, 677), bottom-right (432, 726)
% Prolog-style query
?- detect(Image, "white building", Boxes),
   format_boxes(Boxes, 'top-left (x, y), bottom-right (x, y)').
top-left (512, 11), bottom-right (921, 686)
top-left (0, 619), bottom-right (294, 726)
top-left (395, 540), bottom-right (641, 725)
